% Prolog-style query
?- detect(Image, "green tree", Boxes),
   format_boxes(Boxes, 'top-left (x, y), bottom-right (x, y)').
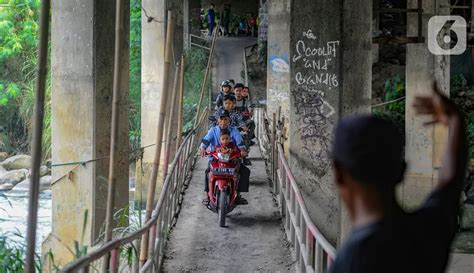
top-left (129, 0), bottom-right (141, 154)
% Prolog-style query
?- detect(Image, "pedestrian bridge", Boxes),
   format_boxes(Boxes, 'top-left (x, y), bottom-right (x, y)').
top-left (60, 107), bottom-right (336, 273)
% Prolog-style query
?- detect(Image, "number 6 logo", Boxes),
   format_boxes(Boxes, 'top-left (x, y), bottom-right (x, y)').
top-left (428, 16), bottom-right (466, 55)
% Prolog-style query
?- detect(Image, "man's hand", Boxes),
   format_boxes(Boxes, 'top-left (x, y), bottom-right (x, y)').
top-left (413, 83), bottom-right (462, 125)
top-left (240, 148), bottom-right (248, 157)
top-left (413, 82), bottom-right (467, 190)
top-left (200, 148), bottom-right (207, 157)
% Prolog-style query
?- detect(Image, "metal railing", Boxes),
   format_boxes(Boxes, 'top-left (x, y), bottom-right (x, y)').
top-left (61, 109), bottom-right (209, 273)
top-left (242, 43), bottom-right (258, 88)
top-left (189, 34), bottom-right (211, 51)
top-left (255, 108), bottom-right (337, 273)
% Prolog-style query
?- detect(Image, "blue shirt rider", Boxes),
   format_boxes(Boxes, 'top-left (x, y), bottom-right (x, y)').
top-left (200, 109), bottom-right (249, 205)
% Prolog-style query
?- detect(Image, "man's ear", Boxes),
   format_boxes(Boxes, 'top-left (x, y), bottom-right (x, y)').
top-left (333, 160), bottom-right (345, 186)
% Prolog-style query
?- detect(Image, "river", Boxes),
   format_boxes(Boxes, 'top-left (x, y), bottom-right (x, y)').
top-left (0, 189), bottom-right (52, 252)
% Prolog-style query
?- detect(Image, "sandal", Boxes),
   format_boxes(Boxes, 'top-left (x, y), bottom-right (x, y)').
top-left (236, 196), bottom-right (248, 205)
top-left (202, 197), bottom-right (210, 206)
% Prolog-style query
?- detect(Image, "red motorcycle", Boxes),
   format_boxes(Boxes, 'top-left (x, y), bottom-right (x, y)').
top-left (206, 149), bottom-right (241, 227)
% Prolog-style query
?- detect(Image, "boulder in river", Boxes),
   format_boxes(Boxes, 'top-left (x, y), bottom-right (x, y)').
top-left (0, 152), bottom-right (8, 161)
top-left (13, 175), bottom-right (52, 191)
top-left (2, 155), bottom-right (32, 171)
top-left (0, 183), bottom-right (14, 191)
top-left (40, 165), bottom-right (50, 176)
top-left (0, 169), bottom-right (27, 186)
top-left (40, 175), bottom-right (52, 191)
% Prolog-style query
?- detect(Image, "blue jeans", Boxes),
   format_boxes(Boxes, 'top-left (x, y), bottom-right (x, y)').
top-left (208, 22), bottom-right (215, 36)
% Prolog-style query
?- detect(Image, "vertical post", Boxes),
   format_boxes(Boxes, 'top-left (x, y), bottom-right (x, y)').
top-left (194, 20), bottom-right (218, 128)
top-left (110, 248), bottom-right (119, 273)
top-left (272, 112), bottom-right (277, 193)
top-left (140, 10), bottom-right (174, 267)
top-left (176, 55), bottom-right (185, 150)
top-left (417, 0), bottom-right (423, 42)
top-left (243, 49), bottom-right (249, 86)
top-left (25, 0), bottom-right (50, 271)
top-left (163, 63), bottom-right (181, 178)
top-left (103, 0), bottom-right (125, 271)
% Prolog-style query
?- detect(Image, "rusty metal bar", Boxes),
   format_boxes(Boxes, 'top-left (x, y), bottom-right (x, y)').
top-left (103, 0), bottom-right (125, 271)
top-left (271, 112), bottom-right (277, 192)
top-left (110, 248), bottom-right (119, 273)
top-left (194, 18), bottom-right (218, 127)
top-left (190, 42), bottom-right (211, 51)
top-left (176, 55), bottom-right (185, 149)
top-left (140, 10), bottom-right (174, 267)
top-left (163, 62), bottom-right (181, 177)
top-left (25, 0), bottom-right (50, 271)
top-left (417, 0), bottom-right (423, 43)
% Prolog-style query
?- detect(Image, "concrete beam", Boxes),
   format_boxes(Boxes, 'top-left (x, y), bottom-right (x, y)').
top-left (43, 0), bottom-right (129, 267)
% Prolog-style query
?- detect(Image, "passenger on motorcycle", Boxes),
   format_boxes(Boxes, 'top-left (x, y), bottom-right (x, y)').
top-left (242, 85), bottom-right (250, 100)
top-left (200, 109), bottom-right (250, 205)
top-left (235, 85), bottom-right (256, 161)
top-left (215, 80), bottom-right (234, 108)
top-left (209, 95), bottom-right (246, 129)
top-left (233, 83), bottom-right (248, 113)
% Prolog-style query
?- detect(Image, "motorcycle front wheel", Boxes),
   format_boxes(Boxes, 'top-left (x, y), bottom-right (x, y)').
top-left (218, 190), bottom-right (226, 227)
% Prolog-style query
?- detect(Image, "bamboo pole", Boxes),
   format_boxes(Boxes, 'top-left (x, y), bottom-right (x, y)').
top-left (163, 62), bottom-right (180, 178)
top-left (139, 10), bottom-right (174, 267)
top-left (102, 0), bottom-right (125, 271)
top-left (193, 19), bottom-right (218, 128)
top-left (176, 55), bottom-right (185, 150)
top-left (25, 0), bottom-right (50, 271)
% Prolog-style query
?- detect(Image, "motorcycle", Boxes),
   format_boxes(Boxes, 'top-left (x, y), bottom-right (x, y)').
top-left (206, 149), bottom-right (241, 227)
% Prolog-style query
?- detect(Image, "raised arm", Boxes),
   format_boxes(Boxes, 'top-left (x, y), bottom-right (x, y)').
top-left (413, 83), bottom-right (468, 191)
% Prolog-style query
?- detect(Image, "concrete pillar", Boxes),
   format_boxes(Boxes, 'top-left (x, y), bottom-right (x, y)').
top-left (137, 0), bottom-right (167, 205)
top-left (137, 1), bottom-right (183, 205)
top-left (43, 0), bottom-right (129, 266)
top-left (402, 0), bottom-right (450, 209)
top-left (288, 0), bottom-right (372, 245)
top-left (266, 0), bottom-right (290, 156)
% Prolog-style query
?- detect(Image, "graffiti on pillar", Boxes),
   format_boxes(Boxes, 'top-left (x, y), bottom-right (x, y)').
top-left (269, 53), bottom-right (290, 106)
top-left (292, 30), bottom-right (340, 177)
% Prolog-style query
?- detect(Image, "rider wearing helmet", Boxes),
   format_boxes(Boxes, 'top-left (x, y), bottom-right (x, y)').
top-left (215, 80), bottom-right (234, 108)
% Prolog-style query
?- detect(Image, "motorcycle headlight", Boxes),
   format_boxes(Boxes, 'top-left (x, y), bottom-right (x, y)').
top-left (217, 152), bottom-right (230, 162)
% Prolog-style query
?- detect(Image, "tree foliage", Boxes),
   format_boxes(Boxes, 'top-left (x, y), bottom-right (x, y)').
top-left (0, 0), bottom-right (49, 157)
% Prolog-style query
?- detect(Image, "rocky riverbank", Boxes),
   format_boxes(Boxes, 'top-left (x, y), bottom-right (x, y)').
top-left (0, 154), bottom-right (51, 192)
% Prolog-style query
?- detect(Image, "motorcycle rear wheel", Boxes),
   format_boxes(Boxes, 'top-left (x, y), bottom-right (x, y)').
top-left (218, 191), bottom-right (226, 227)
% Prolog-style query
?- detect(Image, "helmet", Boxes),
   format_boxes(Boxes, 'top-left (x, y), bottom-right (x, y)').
top-left (221, 80), bottom-right (231, 87)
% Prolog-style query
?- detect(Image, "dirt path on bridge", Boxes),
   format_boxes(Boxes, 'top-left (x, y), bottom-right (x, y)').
top-left (162, 147), bottom-right (294, 272)
top-left (212, 37), bottom-right (257, 98)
